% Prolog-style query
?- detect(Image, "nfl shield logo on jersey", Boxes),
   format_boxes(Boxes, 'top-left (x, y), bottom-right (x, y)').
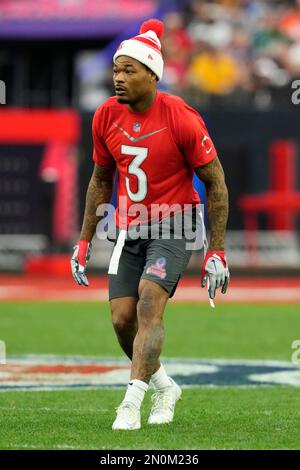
top-left (133, 122), bottom-right (141, 133)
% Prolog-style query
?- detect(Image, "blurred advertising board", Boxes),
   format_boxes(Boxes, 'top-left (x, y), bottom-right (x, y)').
top-left (0, 0), bottom-right (156, 38)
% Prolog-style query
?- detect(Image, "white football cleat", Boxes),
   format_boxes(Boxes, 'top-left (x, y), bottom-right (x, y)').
top-left (148, 378), bottom-right (182, 425)
top-left (112, 401), bottom-right (141, 430)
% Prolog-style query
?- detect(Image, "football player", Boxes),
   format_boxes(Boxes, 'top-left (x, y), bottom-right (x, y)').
top-left (72, 19), bottom-right (229, 430)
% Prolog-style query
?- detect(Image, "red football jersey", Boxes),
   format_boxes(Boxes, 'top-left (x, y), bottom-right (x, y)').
top-left (92, 91), bottom-right (217, 227)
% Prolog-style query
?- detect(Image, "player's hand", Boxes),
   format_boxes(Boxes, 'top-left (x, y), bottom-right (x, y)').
top-left (201, 251), bottom-right (230, 299)
top-left (71, 240), bottom-right (92, 287)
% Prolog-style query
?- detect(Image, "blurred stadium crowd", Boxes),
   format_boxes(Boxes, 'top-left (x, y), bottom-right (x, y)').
top-left (1, 0), bottom-right (299, 110)
top-left (160, 0), bottom-right (300, 109)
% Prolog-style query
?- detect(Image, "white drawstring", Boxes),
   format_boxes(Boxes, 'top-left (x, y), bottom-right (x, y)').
top-left (108, 229), bottom-right (126, 275)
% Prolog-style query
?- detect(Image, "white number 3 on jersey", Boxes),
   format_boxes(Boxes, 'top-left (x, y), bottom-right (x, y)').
top-left (121, 145), bottom-right (148, 202)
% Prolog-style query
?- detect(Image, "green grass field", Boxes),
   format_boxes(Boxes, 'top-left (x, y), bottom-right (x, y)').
top-left (0, 302), bottom-right (300, 450)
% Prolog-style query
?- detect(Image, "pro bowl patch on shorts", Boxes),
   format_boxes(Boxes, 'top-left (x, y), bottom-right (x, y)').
top-left (146, 257), bottom-right (167, 279)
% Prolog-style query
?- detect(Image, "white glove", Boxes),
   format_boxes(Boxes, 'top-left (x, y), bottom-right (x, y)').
top-left (201, 251), bottom-right (230, 300)
top-left (71, 240), bottom-right (92, 287)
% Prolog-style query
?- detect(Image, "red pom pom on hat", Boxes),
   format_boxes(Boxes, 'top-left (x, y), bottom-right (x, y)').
top-left (139, 19), bottom-right (164, 38)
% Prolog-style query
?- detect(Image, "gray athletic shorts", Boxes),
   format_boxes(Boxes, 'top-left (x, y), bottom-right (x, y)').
top-left (108, 236), bottom-right (192, 300)
top-left (108, 208), bottom-right (205, 300)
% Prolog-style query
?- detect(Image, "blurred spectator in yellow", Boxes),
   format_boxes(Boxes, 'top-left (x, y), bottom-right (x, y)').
top-left (187, 45), bottom-right (239, 96)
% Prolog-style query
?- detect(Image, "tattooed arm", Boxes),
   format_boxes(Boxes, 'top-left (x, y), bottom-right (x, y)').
top-left (80, 163), bottom-right (115, 241)
top-left (195, 157), bottom-right (228, 251)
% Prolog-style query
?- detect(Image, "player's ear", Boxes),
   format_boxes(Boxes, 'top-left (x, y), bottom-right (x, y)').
top-left (144, 65), bottom-right (157, 83)
top-left (149, 71), bottom-right (157, 83)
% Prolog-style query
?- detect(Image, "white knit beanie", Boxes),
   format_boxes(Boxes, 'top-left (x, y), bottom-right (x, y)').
top-left (113, 19), bottom-right (164, 80)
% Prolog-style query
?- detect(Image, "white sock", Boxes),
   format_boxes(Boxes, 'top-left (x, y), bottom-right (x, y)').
top-left (151, 364), bottom-right (171, 389)
top-left (123, 379), bottom-right (148, 409)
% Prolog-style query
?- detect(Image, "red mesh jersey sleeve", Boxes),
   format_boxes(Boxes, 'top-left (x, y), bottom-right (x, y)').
top-left (173, 102), bottom-right (217, 169)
